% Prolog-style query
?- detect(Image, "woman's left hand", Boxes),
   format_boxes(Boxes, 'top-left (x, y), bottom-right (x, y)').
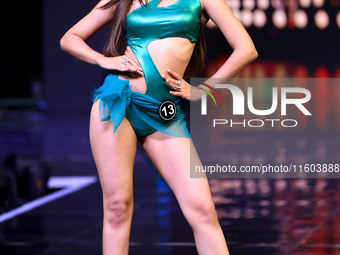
top-left (162, 69), bottom-right (202, 101)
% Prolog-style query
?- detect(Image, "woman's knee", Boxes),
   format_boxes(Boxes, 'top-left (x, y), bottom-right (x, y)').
top-left (104, 195), bottom-right (133, 226)
top-left (184, 199), bottom-right (219, 227)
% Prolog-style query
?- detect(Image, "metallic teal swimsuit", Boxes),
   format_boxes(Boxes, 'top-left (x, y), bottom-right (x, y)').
top-left (92, 0), bottom-right (202, 138)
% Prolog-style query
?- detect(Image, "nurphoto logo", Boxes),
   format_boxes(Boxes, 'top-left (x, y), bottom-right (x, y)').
top-left (200, 84), bottom-right (312, 128)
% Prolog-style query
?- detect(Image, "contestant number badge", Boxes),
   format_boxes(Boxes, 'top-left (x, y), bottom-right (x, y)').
top-left (159, 100), bottom-right (176, 120)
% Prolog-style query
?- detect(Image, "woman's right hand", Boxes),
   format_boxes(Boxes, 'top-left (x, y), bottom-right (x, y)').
top-left (97, 55), bottom-right (143, 76)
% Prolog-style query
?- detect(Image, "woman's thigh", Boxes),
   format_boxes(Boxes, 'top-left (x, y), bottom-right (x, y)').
top-left (141, 131), bottom-right (214, 218)
top-left (89, 100), bottom-right (137, 199)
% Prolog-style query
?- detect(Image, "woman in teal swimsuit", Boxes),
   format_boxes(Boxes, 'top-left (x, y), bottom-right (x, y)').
top-left (60, 0), bottom-right (257, 254)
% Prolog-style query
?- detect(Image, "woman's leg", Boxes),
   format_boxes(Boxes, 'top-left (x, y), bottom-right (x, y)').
top-left (141, 131), bottom-right (230, 255)
top-left (89, 100), bottom-right (137, 255)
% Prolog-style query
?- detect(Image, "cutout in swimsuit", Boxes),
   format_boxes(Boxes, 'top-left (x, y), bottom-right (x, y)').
top-left (92, 0), bottom-right (202, 138)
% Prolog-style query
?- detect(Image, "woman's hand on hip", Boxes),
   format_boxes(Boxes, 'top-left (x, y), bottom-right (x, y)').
top-left (97, 55), bottom-right (143, 76)
top-left (162, 69), bottom-right (202, 101)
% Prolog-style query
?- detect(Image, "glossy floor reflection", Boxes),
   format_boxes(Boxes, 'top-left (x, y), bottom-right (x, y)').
top-left (0, 110), bottom-right (340, 255)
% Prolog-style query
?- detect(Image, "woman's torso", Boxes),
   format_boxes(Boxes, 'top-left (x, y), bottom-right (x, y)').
top-left (117, 0), bottom-right (205, 101)
top-left (119, 39), bottom-right (196, 94)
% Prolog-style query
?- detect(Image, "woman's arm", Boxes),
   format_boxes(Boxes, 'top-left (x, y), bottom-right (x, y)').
top-left (167, 0), bottom-right (257, 100)
top-left (201, 0), bottom-right (258, 80)
top-left (60, 0), bottom-right (141, 73)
